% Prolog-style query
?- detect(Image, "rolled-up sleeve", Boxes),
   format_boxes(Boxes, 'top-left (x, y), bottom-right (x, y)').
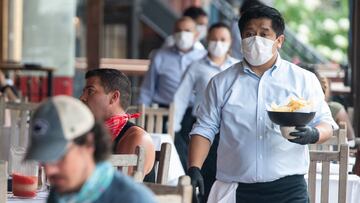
top-left (189, 78), bottom-right (222, 143)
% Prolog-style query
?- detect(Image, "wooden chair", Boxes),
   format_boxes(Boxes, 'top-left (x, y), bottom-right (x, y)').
top-left (108, 146), bottom-right (145, 182)
top-left (127, 104), bottom-right (145, 126)
top-left (154, 142), bottom-right (171, 184)
top-left (139, 103), bottom-right (175, 139)
top-left (308, 143), bottom-right (349, 203)
top-left (0, 96), bottom-right (38, 148)
top-left (0, 160), bottom-right (7, 203)
top-left (144, 175), bottom-right (192, 203)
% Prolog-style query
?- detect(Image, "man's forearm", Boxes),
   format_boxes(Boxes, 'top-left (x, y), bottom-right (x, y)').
top-left (188, 134), bottom-right (211, 169)
top-left (315, 122), bottom-right (333, 144)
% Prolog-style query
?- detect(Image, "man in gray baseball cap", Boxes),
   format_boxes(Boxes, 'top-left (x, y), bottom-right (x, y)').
top-left (25, 95), bottom-right (155, 203)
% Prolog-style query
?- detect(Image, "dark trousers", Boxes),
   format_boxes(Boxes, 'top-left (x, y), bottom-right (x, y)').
top-left (235, 175), bottom-right (309, 203)
top-left (174, 107), bottom-right (196, 170)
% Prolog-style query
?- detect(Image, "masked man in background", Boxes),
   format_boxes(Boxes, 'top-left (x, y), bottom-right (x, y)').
top-left (174, 22), bottom-right (238, 202)
top-left (187, 5), bottom-right (337, 203)
top-left (162, 6), bottom-right (209, 50)
top-left (139, 16), bottom-right (206, 107)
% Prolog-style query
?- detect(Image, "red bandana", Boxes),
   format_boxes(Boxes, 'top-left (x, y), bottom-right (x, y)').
top-left (105, 113), bottom-right (141, 141)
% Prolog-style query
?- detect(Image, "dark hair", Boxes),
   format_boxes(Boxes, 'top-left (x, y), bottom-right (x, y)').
top-left (208, 22), bottom-right (231, 34)
top-left (238, 5), bottom-right (285, 37)
top-left (73, 122), bottom-right (111, 163)
top-left (240, 0), bottom-right (265, 14)
top-left (85, 68), bottom-right (131, 110)
top-left (183, 6), bottom-right (207, 19)
top-left (300, 64), bottom-right (326, 94)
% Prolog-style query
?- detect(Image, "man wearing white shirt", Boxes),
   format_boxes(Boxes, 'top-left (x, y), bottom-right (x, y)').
top-left (138, 17), bottom-right (206, 107)
top-left (174, 23), bottom-right (238, 186)
top-left (162, 6), bottom-right (209, 50)
top-left (187, 5), bottom-right (337, 203)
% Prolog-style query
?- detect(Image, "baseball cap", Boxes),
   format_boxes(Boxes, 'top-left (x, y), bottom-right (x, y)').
top-left (25, 95), bottom-right (95, 162)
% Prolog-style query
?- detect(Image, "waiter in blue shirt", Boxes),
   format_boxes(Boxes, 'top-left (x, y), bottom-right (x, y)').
top-left (138, 16), bottom-right (206, 107)
top-left (187, 5), bottom-right (337, 203)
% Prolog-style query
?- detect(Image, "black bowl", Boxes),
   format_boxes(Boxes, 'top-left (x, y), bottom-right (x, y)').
top-left (267, 111), bottom-right (316, 126)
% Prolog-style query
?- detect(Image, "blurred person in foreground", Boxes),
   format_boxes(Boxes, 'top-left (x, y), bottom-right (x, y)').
top-left (173, 22), bottom-right (238, 200)
top-left (139, 16), bottom-right (206, 107)
top-left (80, 69), bottom-right (155, 178)
top-left (187, 5), bottom-right (337, 203)
top-left (25, 95), bottom-right (156, 203)
top-left (163, 6), bottom-right (209, 50)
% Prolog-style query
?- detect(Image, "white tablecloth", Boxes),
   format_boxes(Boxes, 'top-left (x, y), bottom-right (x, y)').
top-left (306, 174), bottom-right (360, 203)
top-left (150, 133), bottom-right (185, 185)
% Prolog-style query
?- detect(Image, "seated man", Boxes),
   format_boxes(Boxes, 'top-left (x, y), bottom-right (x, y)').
top-left (25, 96), bottom-right (155, 203)
top-left (80, 69), bottom-right (155, 176)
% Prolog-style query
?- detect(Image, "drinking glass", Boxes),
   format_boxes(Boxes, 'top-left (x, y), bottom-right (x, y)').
top-left (10, 146), bottom-right (38, 198)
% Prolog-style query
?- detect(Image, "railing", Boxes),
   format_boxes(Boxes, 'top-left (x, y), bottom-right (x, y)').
top-left (211, 0), bottom-right (330, 64)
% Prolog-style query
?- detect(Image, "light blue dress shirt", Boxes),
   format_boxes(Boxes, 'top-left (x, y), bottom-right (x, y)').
top-left (138, 46), bottom-right (207, 105)
top-left (174, 55), bottom-right (239, 132)
top-left (190, 55), bottom-right (338, 183)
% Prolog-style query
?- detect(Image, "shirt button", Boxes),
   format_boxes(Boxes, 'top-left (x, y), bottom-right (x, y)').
top-left (259, 117), bottom-right (263, 120)
top-left (259, 136), bottom-right (263, 140)
top-left (259, 155), bottom-right (263, 159)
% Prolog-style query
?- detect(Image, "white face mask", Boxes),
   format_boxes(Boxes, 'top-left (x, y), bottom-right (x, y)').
top-left (241, 36), bottom-right (275, 66)
top-left (208, 41), bottom-right (230, 58)
top-left (196, 25), bottom-right (207, 40)
top-left (174, 31), bottom-right (194, 51)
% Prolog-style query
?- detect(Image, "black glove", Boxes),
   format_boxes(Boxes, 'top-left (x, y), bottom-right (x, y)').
top-left (289, 126), bottom-right (319, 145)
top-left (187, 166), bottom-right (204, 203)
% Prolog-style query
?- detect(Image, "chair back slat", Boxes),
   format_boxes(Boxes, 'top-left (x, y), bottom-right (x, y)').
top-left (122, 166), bottom-right (128, 175)
top-left (320, 161), bottom-right (330, 203)
top-left (155, 114), bottom-right (163, 133)
top-left (155, 143), bottom-right (171, 184)
top-left (147, 114), bottom-right (155, 134)
top-left (308, 160), bottom-right (317, 203)
top-left (109, 146), bottom-right (145, 182)
top-left (145, 175), bottom-right (192, 203)
top-left (141, 103), bottom-right (175, 139)
top-left (308, 144), bottom-right (349, 203)
top-left (0, 160), bottom-right (7, 203)
top-left (338, 144), bottom-right (348, 203)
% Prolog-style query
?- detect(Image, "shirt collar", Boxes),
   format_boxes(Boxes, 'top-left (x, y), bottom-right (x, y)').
top-left (205, 55), bottom-right (236, 71)
top-left (269, 53), bottom-right (283, 77)
top-left (171, 45), bottom-right (195, 55)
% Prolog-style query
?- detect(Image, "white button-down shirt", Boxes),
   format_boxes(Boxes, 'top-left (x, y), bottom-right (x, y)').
top-left (138, 46), bottom-right (206, 105)
top-left (190, 55), bottom-right (337, 183)
top-left (174, 56), bottom-right (239, 131)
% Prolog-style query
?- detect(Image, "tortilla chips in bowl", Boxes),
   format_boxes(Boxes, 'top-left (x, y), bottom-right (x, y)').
top-left (267, 97), bottom-right (316, 139)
